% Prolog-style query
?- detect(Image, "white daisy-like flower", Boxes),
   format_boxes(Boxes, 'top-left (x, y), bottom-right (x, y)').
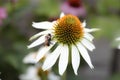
top-left (116, 37), bottom-right (120, 49)
top-left (19, 66), bottom-right (41, 80)
top-left (19, 66), bottom-right (60, 80)
top-left (28, 12), bottom-right (99, 75)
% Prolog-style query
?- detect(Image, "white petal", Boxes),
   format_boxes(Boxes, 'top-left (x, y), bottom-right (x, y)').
top-left (72, 46), bottom-right (80, 75)
top-left (118, 45), bottom-right (120, 49)
top-left (48, 72), bottom-right (60, 80)
top-left (81, 38), bottom-right (95, 51)
top-left (77, 43), bottom-right (94, 69)
top-left (82, 20), bottom-right (86, 27)
top-left (84, 33), bottom-right (94, 41)
top-left (27, 35), bottom-right (45, 49)
top-left (84, 28), bottom-right (100, 32)
top-left (32, 21), bottom-right (54, 29)
top-left (29, 30), bottom-right (52, 41)
top-left (19, 66), bottom-right (40, 80)
top-left (60, 12), bottom-right (65, 18)
top-left (23, 52), bottom-right (37, 64)
top-left (116, 37), bottom-right (120, 41)
top-left (35, 46), bottom-right (52, 62)
top-left (42, 46), bottom-right (61, 71)
top-left (59, 45), bottom-right (68, 75)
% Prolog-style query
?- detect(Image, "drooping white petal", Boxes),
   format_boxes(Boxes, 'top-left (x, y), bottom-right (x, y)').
top-left (71, 46), bottom-right (80, 75)
top-left (19, 66), bottom-right (40, 80)
top-left (29, 30), bottom-right (52, 41)
top-left (42, 46), bottom-right (61, 71)
top-left (82, 20), bottom-right (86, 27)
top-left (84, 28), bottom-right (100, 32)
top-left (118, 45), bottom-right (120, 49)
top-left (35, 46), bottom-right (52, 62)
top-left (23, 52), bottom-right (37, 64)
top-left (48, 72), bottom-right (60, 80)
top-left (84, 33), bottom-right (94, 41)
top-left (59, 45), bottom-right (69, 75)
top-left (27, 35), bottom-right (45, 49)
top-left (116, 37), bottom-right (120, 41)
top-left (81, 38), bottom-right (95, 51)
top-left (77, 43), bottom-right (94, 69)
top-left (60, 12), bottom-right (65, 18)
top-left (32, 21), bottom-right (54, 29)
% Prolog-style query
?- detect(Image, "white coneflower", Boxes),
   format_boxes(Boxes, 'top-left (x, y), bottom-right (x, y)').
top-left (19, 66), bottom-right (60, 80)
top-left (28, 12), bottom-right (99, 75)
top-left (19, 66), bottom-right (41, 80)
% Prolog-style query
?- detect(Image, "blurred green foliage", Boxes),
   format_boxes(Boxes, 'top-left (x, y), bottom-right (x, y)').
top-left (36, 0), bottom-right (60, 17)
top-left (97, 0), bottom-right (120, 15)
top-left (88, 16), bottom-right (120, 40)
top-left (110, 73), bottom-right (120, 80)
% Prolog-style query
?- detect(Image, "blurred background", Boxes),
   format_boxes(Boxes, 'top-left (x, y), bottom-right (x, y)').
top-left (0, 0), bottom-right (120, 80)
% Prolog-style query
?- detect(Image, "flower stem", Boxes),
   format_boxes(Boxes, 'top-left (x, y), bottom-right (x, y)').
top-left (61, 72), bottom-right (67, 80)
top-left (41, 73), bottom-right (47, 80)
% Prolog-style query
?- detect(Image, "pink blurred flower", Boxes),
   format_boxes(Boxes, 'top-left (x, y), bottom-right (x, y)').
top-left (11, 0), bottom-right (18, 3)
top-left (0, 7), bottom-right (7, 26)
top-left (61, 0), bottom-right (86, 17)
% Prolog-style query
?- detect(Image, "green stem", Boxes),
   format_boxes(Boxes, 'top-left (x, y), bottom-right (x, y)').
top-left (61, 71), bottom-right (67, 80)
top-left (41, 72), bottom-right (47, 80)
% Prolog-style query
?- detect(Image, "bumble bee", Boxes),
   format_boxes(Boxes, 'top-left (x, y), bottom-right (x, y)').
top-left (44, 33), bottom-right (51, 46)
